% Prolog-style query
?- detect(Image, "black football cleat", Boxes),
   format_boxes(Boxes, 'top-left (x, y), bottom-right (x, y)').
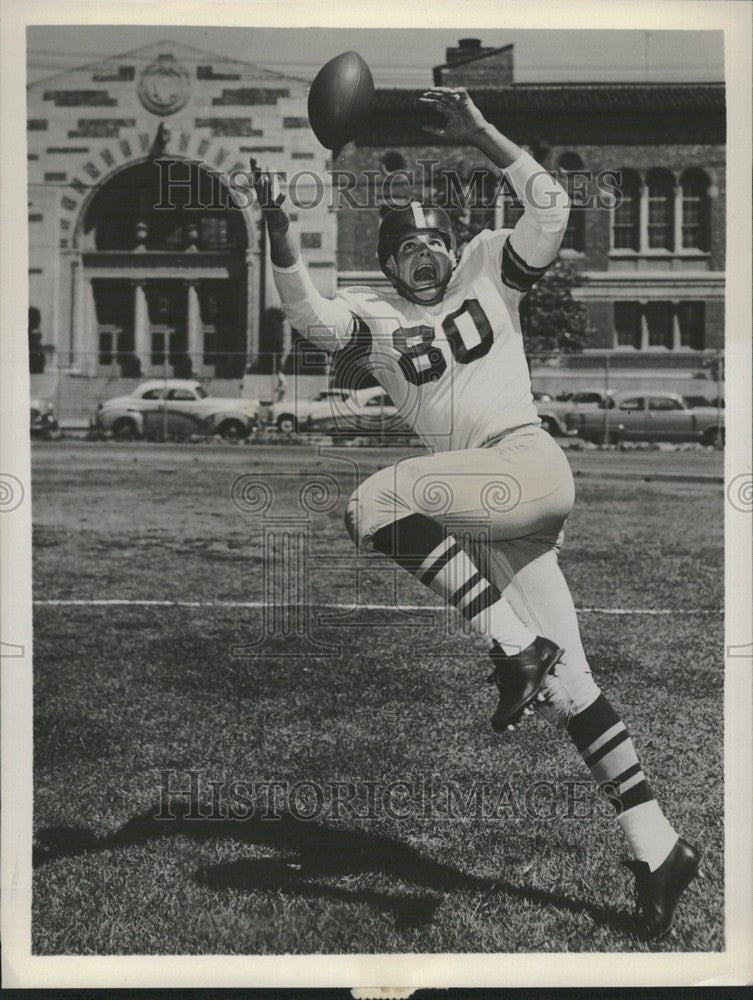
top-left (630, 837), bottom-right (702, 940)
top-left (486, 636), bottom-right (564, 732)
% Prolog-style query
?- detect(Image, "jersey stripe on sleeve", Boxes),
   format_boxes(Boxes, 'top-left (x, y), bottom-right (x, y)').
top-left (500, 235), bottom-right (550, 293)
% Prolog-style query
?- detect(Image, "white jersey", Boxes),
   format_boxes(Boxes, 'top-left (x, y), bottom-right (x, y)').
top-left (272, 151), bottom-right (569, 452)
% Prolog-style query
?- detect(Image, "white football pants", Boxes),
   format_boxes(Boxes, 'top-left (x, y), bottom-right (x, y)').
top-left (346, 424), bottom-right (602, 726)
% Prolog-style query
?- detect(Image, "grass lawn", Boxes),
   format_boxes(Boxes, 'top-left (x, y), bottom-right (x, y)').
top-left (31, 442), bottom-right (723, 954)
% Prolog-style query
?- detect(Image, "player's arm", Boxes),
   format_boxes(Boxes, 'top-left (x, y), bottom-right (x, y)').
top-left (419, 88), bottom-right (570, 292)
top-left (250, 159), bottom-right (355, 351)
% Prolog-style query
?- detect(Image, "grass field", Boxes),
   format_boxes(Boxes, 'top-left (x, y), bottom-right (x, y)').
top-left (32, 442), bottom-right (724, 955)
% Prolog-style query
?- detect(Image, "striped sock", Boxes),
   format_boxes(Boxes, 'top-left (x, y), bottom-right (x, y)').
top-left (568, 694), bottom-right (678, 870)
top-left (371, 513), bottom-right (535, 654)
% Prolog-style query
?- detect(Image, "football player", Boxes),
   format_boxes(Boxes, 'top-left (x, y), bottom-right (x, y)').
top-left (249, 86), bottom-right (701, 939)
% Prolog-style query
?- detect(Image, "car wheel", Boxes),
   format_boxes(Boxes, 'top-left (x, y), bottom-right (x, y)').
top-left (218, 419), bottom-right (247, 443)
top-left (276, 414), bottom-right (297, 434)
top-left (540, 417), bottom-right (559, 436)
top-left (112, 418), bottom-right (138, 442)
top-left (703, 427), bottom-right (725, 449)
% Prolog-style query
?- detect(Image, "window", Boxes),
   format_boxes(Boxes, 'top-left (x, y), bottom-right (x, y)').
top-left (681, 170), bottom-right (710, 251)
top-left (141, 387), bottom-right (165, 400)
top-left (557, 152), bottom-right (585, 252)
top-left (300, 232), bottom-right (322, 249)
top-left (619, 398), bottom-right (644, 411)
top-left (678, 301), bottom-right (706, 350)
top-left (646, 301), bottom-right (674, 349)
top-left (614, 302), bottom-right (642, 349)
top-left (199, 216), bottom-right (230, 251)
top-left (646, 170), bottom-right (674, 250)
top-left (167, 388), bottom-right (196, 400)
top-left (612, 170), bottom-right (640, 250)
top-left (648, 396), bottom-right (682, 411)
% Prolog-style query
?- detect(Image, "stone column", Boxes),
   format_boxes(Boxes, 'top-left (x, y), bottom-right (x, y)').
top-left (70, 255), bottom-right (84, 369)
top-left (673, 182), bottom-right (684, 253)
top-left (133, 280), bottom-right (150, 375)
top-left (638, 180), bottom-right (648, 252)
top-left (639, 299), bottom-right (649, 351)
top-left (83, 277), bottom-right (98, 375)
top-left (186, 279), bottom-right (203, 372)
top-left (245, 247), bottom-right (259, 362)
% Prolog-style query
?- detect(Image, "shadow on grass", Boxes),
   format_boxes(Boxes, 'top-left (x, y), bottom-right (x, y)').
top-left (34, 802), bottom-right (632, 934)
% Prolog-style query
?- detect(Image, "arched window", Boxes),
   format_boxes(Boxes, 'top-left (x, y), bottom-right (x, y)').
top-left (681, 169), bottom-right (710, 251)
top-left (82, 161), bottom-right (246, 252)
top-left (612, 169), bottom-right (641, 251)
top-left (557, 152), bottom-right (585, 252)
top-left (646, 169), bottom-right (675, 251)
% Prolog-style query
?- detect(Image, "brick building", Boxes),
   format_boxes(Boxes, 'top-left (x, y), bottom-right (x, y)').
top-left (26, 40), bottom-right (335, 378)
top-left (337, 39), bottom-right (726, 377)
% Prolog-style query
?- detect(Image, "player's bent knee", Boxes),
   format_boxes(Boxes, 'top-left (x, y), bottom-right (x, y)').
top-left (536, 656), bottom-right (601, 730)
top-left (345, 466), bottom-right (415, 550)
top-left (344, 491), bottom-right (361, 547)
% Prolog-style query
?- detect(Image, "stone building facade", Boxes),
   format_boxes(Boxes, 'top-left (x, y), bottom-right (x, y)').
top-left (26, 40), bottom-right (334, 378)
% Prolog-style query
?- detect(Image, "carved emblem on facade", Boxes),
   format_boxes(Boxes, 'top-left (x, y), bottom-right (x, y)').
top-left (138, 54), bottom-right (190, 116)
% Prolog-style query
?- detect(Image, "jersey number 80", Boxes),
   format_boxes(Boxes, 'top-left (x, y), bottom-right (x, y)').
top-left (392, 298), bottom-right (495, 386)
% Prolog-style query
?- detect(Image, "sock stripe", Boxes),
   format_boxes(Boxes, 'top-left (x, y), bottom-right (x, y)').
top-left (463, 584), bottom-right (501, 622)
top-left (619, 769), bottom-right (646, 796)
top-left (567, 694), bottom-right (621, 752)
top-left (620, 780), bottom-right (653, 813)
top-left (456, 578), bottom-right (486, 612)
top-left (416, 535), bottom-right (455, 576)
top-left (419, 541), bottom-right (460, 586)
top-left (450, 571), bottom-right (482, 606)
top-left (584, 727), bottom-right (629, 768)
top-left (612, 761), bottom-right (642, 787)
top-left (583, 721), bottom-right (623, 760)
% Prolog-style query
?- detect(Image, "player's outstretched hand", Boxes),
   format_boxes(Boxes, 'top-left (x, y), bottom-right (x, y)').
top-left (419, 86), bottom-right (488, 141)
top-left (249, 157), bottom-right (288, 229)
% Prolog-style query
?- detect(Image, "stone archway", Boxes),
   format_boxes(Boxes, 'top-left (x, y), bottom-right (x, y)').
top-left (72, 158), bottom-right (256, 378)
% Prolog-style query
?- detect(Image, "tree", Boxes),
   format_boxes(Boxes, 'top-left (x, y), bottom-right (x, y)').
top-left (519, 259), bottom-right (590, 357)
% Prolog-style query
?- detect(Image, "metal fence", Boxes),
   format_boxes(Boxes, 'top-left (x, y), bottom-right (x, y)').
top-left (28, 349), bottom-right (725, 444)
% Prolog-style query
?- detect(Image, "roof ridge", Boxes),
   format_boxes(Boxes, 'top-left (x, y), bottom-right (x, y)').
top-left (27, 38), bottom-right (311, 91)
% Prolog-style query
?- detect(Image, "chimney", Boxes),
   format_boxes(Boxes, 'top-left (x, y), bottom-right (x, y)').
top-left (446, 38), bottom-right (485, 65)
top-left (435, 40), bottom-right (514, 87)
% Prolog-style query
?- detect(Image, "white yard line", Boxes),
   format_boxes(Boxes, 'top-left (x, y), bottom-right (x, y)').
top-left (33, 599), bottom-right (722, 615)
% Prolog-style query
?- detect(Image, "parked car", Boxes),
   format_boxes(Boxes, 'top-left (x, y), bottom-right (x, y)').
top-left (30, 398), bottom-right (58, 439)
top-left (93, 379), bottom-right (261, 442)
top-left (571, 393), bottom-right (725, 446)
top-left (535, 389), bottom-right (614, 435)
top-left (304, 385), bottom-right (414, 440)
top-left (269, 388), bottom-right (353, 434)
top-left (683, 394), bottom-right (725, 409)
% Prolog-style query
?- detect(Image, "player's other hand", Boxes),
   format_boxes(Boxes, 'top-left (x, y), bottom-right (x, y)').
top-left (249, 157), bottom-right (288, 229)
top-left (419, 87), bottom-right (488, 142)
top-left (505, 692), bottom-right (548, 733)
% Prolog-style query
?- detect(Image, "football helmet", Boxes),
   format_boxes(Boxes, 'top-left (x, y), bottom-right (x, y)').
top-left (378, 202), bottom-right (457, 305)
